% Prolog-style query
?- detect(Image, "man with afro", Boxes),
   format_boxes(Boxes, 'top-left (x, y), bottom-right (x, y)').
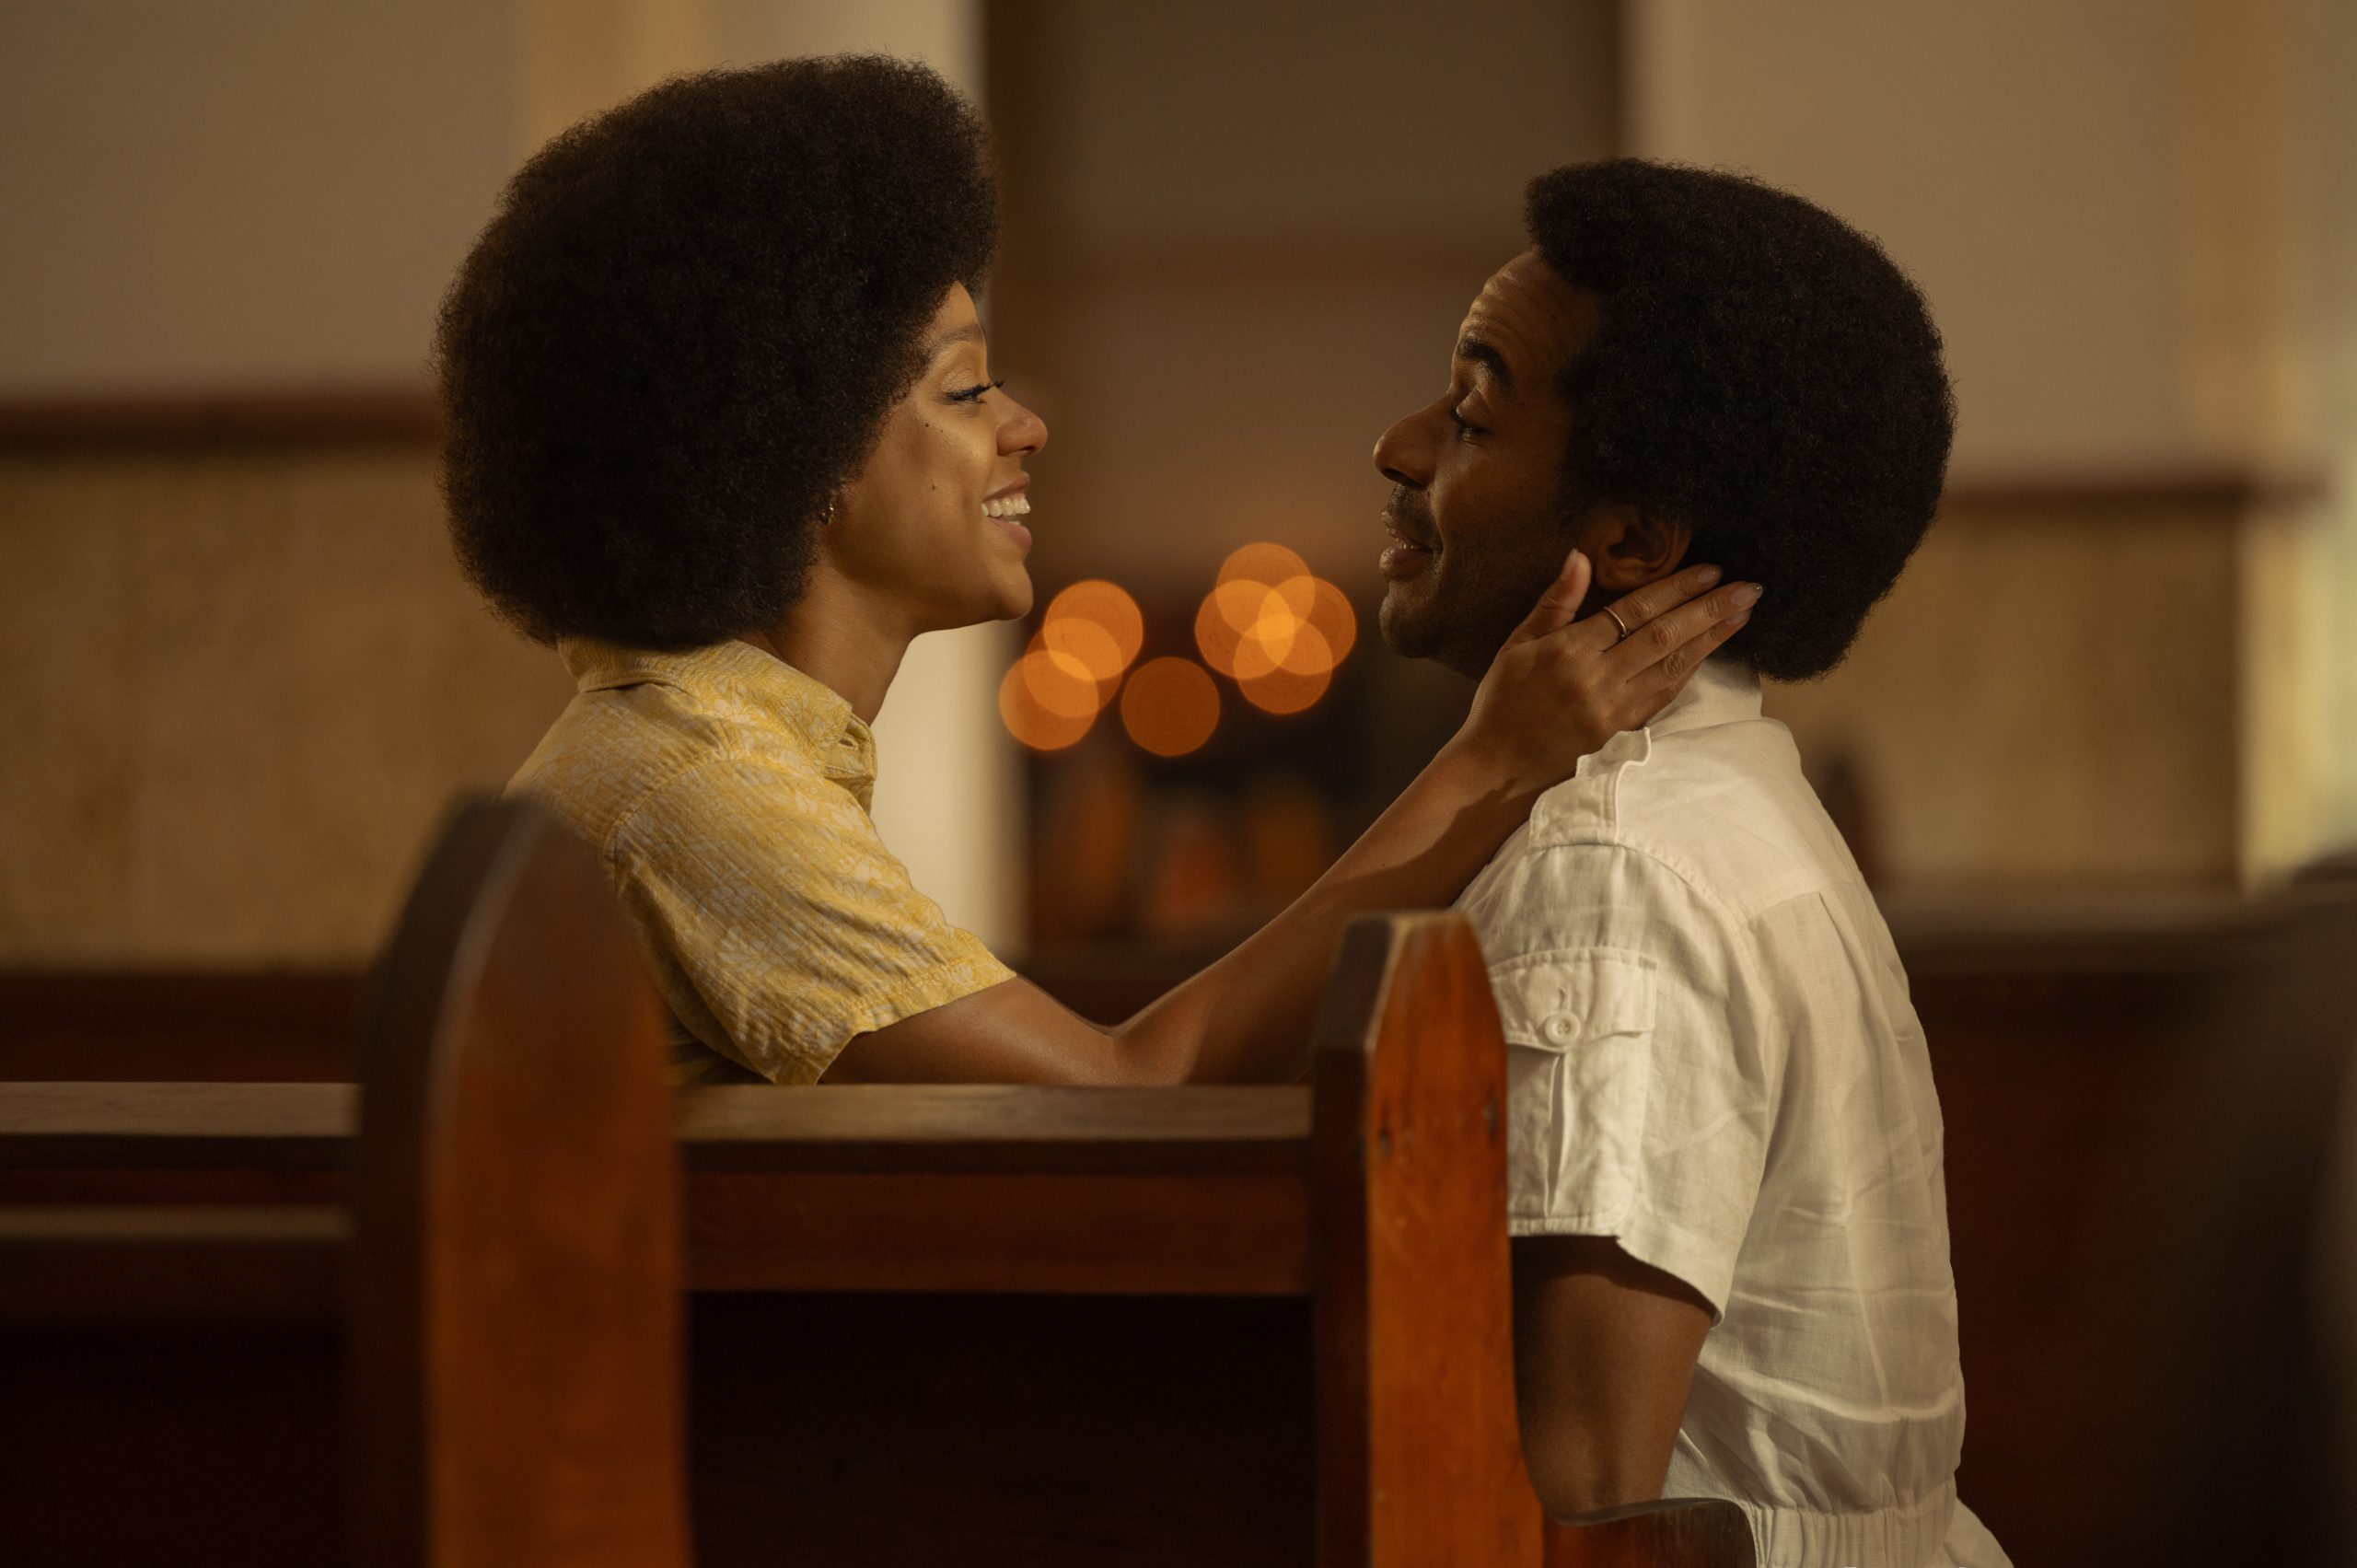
top-left (1372, 160), bottom-right (2009, 1567)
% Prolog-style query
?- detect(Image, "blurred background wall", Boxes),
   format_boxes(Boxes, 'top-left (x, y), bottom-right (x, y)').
top-left (2, 0), bottom-right (2354, 969)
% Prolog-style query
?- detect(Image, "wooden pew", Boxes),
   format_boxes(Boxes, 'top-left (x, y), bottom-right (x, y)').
top-left (2093, 887), bottom-right (2357, 1566)
top-left (2, 799), bottom-right (1750, 1567)
top-left (2, 800), bottom-right (688, 1568)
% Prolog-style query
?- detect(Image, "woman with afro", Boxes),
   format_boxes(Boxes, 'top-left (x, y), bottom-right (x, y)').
top-left (439, 55), bottom-right (1754, 1086)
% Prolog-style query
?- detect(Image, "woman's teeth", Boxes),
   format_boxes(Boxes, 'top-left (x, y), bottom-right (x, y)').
top-left (982, 495), bottom-right (1031, 519)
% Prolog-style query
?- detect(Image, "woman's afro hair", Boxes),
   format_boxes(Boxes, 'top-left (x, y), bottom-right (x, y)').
top-left (437, 55), bottom-right (998, 648)
top-left (1527, 160), bottom-right (1955, 680)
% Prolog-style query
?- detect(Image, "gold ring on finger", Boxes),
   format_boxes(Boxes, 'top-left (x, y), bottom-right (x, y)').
top-left (1603, 604), bottom-right (1634, 643)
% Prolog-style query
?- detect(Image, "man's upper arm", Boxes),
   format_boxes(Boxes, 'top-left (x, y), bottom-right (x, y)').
top-left (1464, 840), bottom-right (1769, 1512)
top-left (1511, 1234), bottom-right (1713, 1516)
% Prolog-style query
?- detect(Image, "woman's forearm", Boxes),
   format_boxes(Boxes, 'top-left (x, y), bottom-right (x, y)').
top-left (1109, 738), bottom-right (1538, 1082)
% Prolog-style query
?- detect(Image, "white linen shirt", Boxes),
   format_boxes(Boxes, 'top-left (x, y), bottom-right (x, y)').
top-left (1456, 659), bottom-right (2010, 1568)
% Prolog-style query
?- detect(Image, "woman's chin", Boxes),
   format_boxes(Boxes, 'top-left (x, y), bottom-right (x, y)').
top-left (992, 575), bottom-right (1036, 621)
top-left (927, 573), bottom-right (1031, 631)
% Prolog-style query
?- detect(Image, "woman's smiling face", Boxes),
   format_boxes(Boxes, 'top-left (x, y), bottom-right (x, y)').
top-left (825, 283), bottom-right (1049, 632)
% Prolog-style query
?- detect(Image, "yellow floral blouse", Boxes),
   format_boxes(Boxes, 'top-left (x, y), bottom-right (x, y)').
top-left (509, 638), bottom-right (1014, 1085)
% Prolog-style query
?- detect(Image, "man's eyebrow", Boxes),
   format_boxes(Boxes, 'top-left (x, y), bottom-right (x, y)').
top-left (1453, 334), bottom-right (1514, 391)
top-left (923, 321), bottom-right (987, 358)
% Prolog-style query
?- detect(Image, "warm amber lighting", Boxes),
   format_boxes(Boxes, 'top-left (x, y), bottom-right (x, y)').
top-left (1041, 579), bottom-right (1144, 683)
top-left (1238, 661), bottom-right (1332, 715)
top-left (1195, 579), bottom-right (1280, 678)
top-left (1120, 656), bottom-right (1221, 757)
top-left (1036, 618), bottom-right (1126, 697)
top-left (1004, 555), bottom-right (1355, 752)
top-left (1002, 578), bottom-right (1151, 750)
top-left (1000, 652), bottom-right (1099, 750)
top-left (1302, 576), bottom-right (1357, 665)
top-left (1216, 542), bottom-right (1312, 599)
top-left (1194, 543), bottom-right (1358, 712)
top-left (1020, 646), bottom-right (1103, 719)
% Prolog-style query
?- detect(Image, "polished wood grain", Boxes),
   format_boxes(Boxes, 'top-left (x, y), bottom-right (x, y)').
top-left (1, 1080), bottom-right (1309, 1172)
top-left (0, 800), bottom-right (695, 1568)
top-left (0, 854), bottom-right (1756, 1563)
top-left (349, 798), bottom-right (689, 1568)
top-left (1312, 913), bottom-right (1541, 1566)
top-left (1308, 913), bottom-right (1751, 1566)
top-left (0, 1082), bottom-right (1318, 1294)
top-left (680, 1081), bottom-right (1311, 1170)
top-left (0, 1080), bottom-right (352, 1166)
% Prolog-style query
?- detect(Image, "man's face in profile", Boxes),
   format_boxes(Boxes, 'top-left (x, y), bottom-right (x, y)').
top-left (1373, 250), bottom-right (1600, 679)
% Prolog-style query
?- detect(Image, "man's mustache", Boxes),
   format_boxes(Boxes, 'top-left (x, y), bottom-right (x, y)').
top-left (1383, 485), bottom-right (1438, 548)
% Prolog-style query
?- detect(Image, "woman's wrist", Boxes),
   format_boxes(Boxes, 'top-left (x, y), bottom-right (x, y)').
top-left (1424, 730), bottom-right (1555, 839)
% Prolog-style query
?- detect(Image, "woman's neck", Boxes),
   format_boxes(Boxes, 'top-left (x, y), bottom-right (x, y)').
top-left (737, 573), bottom-right (911, 726)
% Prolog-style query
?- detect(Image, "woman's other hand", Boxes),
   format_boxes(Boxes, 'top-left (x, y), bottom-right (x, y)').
top-left (1452, 551), bottom-right (1761, 802)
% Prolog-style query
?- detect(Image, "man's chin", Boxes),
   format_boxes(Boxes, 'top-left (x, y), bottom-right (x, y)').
top-left (1376, 587), bottom-right (1439, 662)
top-left (1380, 588), bottom-right (1509, 681)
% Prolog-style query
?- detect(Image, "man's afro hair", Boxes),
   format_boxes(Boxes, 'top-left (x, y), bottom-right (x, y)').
top-left (1527, 159), bottom-right (1955, 680)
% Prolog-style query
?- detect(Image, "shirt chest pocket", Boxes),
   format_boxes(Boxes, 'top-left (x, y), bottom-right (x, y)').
top-left (1489, 948), bottom-right (1659, 1230)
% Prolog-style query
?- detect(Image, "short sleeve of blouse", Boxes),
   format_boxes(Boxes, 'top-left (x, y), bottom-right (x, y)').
top-left (606, 750), bottom-right (1015, 1084)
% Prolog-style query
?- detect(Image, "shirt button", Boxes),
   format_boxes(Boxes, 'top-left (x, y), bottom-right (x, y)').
top-left (1542, 1014), bottom-right (1576, 1044)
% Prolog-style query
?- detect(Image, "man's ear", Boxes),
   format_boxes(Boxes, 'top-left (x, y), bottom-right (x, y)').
top-left (1578, 502), bottom-right (1692, 593)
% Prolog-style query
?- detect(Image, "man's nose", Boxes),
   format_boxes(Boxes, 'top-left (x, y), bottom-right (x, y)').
top-left (1373, 409), bottom-right (1432, 490)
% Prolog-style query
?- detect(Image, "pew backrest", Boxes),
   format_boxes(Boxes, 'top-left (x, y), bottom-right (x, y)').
top-left (350, 798), bottom-right (689, 1568)
top-left (2, 800), bottom-right (1749, 1568)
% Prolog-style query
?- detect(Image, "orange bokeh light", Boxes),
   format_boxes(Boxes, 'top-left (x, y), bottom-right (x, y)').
top-left (1217, 542), bottom-right (1312, 598)
top-left (1235, 619), bottom-right (1329, 680)
top-left (1195, 543), bottom-right (1359, 710)
top-left (1303, 577), bottom-right (1357, 665)
top-left (1035, 618), bottom-right (1126, 697)
top-left (1000, 652), bottom-right (1099, 750)
top-left (1239, 660), bottom-right (1333, 715)
top-left (1041, 579), bottom-right (1144, 684)
top-left (1196, 579), bottom-right (1287, 678)
top-left (1120, 656), bottom-right (1221, 758)
top-left (1020, 645), bottom-right (1104, 719)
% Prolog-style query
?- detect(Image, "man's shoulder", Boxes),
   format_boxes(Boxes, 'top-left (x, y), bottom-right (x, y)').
top-left (1510, 710), bottom-right (1864, 924)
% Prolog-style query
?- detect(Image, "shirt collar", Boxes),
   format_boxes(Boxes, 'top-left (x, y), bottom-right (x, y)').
top-left (557, 637), bottom-right (877, 796)
top-left (1644, 657), bottom-right (1764, 741)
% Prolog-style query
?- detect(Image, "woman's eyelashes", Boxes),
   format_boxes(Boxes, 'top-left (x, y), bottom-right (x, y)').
top-left (947, 377), bottom-right (1005, 405)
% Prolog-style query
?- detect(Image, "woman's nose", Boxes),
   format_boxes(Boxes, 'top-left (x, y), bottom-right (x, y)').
top-left (999, 392), bottom-right (1049, 456)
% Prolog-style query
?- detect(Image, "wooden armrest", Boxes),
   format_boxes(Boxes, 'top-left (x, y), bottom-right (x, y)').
top-left (1543, 1497), bottom-right (1755, 1568)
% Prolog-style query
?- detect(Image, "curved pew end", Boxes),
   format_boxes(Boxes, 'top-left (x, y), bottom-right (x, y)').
top-left (349, 796), bottom-right (691, 1568)
top-left (1309, 912), bottom-right (1756, 1568)
top-left (1310, 912), bottom-right (1541, 1568)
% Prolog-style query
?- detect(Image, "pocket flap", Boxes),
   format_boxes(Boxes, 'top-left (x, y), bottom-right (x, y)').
top-left (1487, 948), bottom-right (1657, 1051)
